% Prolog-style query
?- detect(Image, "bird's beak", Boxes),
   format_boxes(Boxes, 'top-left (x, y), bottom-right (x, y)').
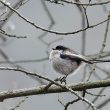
top-left (52, 48), bottom-right (55, 50)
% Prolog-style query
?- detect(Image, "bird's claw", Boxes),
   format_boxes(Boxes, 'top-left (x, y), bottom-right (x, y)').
top-left (55, 76), bottom-right (67, 84)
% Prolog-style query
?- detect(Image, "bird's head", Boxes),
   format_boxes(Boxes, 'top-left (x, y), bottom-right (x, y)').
top-left (52, 45), bottom-right (68, 51)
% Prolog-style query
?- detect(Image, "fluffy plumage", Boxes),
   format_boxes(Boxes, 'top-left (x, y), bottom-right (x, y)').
top-left (49, 45), bottom-right (92, 76)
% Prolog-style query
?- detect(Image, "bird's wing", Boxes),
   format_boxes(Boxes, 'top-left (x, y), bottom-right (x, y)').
top-left (60, 51), bottom-right (93, 64)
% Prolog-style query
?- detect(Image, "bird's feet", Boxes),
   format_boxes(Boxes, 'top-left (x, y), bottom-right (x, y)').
top-left (55, 76), bottom-right (67, 84)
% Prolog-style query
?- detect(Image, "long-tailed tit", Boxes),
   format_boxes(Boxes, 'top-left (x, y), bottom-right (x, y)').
top-left (49, 45), bottom-right (93, 82)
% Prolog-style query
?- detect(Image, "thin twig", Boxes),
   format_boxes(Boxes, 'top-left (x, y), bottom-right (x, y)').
top-left (0, 29), bottom-right (27, 38)
top-left (87, 13), bottom-right (110, 81)
top-left (0, 67), bottom-right (101, 109)
top-left (64, 98), bottom-right (80, 110)
top-left (53, 0), bottom-right (110, 6)
top-left (9, 97), bottom-right (28, 110)
top-left (0, 0), bottom-right (109, 36)
top-left (97, 97), bottom-right (110, 109)
top-left (86, 91), bottom-right (106, 97)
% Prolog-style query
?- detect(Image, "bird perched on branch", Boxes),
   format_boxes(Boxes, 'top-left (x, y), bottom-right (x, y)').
top-left (49, 45), bottom-right (93, 83)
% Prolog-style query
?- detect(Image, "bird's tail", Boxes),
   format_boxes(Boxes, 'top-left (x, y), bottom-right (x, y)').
top-left (81, 58), bottom-right (93, 64)
top-left (88, 59), bottom-right (110, 63)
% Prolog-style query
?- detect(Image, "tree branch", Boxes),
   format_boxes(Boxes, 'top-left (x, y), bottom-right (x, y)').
top-left (0, 79), bottom-right (110, 101)
top-left (0, 0), bottom-right (109, 36)
top-left (57, 0), bottom-right (110, 6)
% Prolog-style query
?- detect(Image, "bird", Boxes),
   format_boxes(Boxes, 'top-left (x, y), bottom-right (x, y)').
top-left (49, 45), bottom-right (93, 83)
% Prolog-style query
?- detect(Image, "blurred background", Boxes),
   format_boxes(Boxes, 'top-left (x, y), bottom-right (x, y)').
top-left (0, 0), bottom-right (110, 110)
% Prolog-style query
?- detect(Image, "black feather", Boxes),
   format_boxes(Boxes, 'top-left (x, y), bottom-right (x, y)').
top-left (60, 54), bottom-right (82, 65)
top-left (55, 45), bottom-right (68, 50)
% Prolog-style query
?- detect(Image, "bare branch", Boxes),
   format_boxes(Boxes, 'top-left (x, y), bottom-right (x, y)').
top-left (0, 79), bottom-right (109, 102)
top-left (64, 98), bottom-right (80, 110)
top-left (0, 57), bottom-right (48, 64)
top-left (9, 97), bottom-right (28, 110)
top-left (0, 29), bottom-right (27, 38)
top-left (0, 0), bottom-right (109, 36)
top-left (0, 67), bottom-right (100, 109)
top-left (51, 0), bottom-right (110, 6)
top-left (97, 97), bottom-right (110, 109)
top-left (87, 13), bottom-right (110, 80)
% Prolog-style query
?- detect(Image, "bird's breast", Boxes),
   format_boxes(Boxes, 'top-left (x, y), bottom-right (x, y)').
top-left (52, 57), bottom-right (78, 75)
